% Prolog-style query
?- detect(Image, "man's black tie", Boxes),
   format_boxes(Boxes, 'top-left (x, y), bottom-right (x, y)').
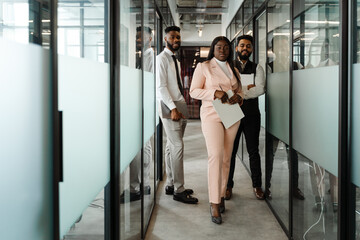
top-left (171, 55), bottom-right (184, 96)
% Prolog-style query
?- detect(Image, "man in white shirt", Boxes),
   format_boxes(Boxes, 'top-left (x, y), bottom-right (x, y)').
top-left (136, 26), bottom-right (154, 72)
top-left (156, 26), bottom-right (198, 204)
top-left (225, 35), bottom-right (266, 200)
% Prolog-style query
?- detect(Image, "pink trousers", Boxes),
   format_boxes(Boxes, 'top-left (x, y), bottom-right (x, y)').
top-left (201, 119), bottom-right (240, 204)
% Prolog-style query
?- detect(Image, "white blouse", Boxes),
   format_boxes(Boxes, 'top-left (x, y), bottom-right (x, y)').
top-left (215, 58), bottom-right (232, 80)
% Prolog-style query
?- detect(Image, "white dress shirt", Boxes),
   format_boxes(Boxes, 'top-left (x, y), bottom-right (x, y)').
top-left (156, 48), bottom-right (184, 110)
top-left (143, 47), bottom-right (154, 73)
top-left (240, 60), bottom-right (266, 100)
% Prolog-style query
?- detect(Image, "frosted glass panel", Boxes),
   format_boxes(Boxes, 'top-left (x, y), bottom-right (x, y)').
top-left (352, 63), bottom-right (360, 186)
top-left (0, 39), bottom-right (53, 240)
top-left (58, 55), bottom-right (110, 238)
top-left (293, 66), bottom-right (338, 176)
top-left (120, 66), bottom-right (142, 173)
top-left (259, 95), bottom-right (265, 127)
top-left (267, 72), bottom-right (289, 144)
top-left (144, 71), bottom-right (156, 142)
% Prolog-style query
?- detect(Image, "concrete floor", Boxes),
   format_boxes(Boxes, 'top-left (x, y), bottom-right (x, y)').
top-left (145, 120), bottom-right (287, 240)
top-left (61, 119), bottom-right (360, 239)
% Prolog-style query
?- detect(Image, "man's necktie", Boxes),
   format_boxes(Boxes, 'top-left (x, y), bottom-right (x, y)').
top-left (171, 55), bottom-right (184, 96)
top-left (136, 54), bottom-right (142, 69)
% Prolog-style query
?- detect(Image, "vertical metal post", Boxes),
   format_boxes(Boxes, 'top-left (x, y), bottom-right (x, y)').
top-left (141, 0), bottom-right (145, 238)
top-left (51, 0), bottom-right (60, 237)
top-left (109, 0), bottom-right (120, 238)
top-left (156, 13), bottom-right (164, 181)
top-left (289, 0), bottom-right (294, 238)
top-left (338, 0), bottom-right (350, 239)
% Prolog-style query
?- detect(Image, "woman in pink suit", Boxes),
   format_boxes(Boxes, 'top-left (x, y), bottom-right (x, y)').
top-left (190, 36), bottom-right (243, 224)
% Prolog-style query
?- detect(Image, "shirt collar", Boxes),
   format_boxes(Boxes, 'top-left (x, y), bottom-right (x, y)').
top-left (164, 47), bottom-right (174, 56)
top-left (238, 57), bottom-right (248, 67)
top-left (144, 47), bottom-right (153, 55)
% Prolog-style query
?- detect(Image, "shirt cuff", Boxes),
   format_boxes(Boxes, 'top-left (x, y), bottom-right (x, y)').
top-left (167, 102), bottom-right (177, 110)
top-left (211, 89), bottom-right (217, 100)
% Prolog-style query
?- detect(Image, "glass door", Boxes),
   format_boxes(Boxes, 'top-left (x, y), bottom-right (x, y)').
top-left (266, 0), bottom-right (291, 233)
top-left (255, 10), bottom-right (267, 193)
top-left (292, 2), bottom-right (340, 239)
top-left (57, 1), bottom-right (110, 239)
top-left (0, 1), bottom-right (54, 239)
top-left (143, 0), bottom-right (157, 234)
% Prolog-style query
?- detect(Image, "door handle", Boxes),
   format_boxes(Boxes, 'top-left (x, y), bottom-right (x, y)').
top-left (59, 111), bottom-right (63, 182)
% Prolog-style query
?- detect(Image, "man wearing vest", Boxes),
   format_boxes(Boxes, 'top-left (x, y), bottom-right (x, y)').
top-left (225, 35), bottom-right (266, 200)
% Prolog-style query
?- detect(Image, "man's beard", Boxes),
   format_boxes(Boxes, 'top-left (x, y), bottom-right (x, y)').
top-left (167, 41), bottom-right (181, 51)
top-left (237, 50), bottom-right (251, 61)
top-left (136, 40), bottom-right (150, 51)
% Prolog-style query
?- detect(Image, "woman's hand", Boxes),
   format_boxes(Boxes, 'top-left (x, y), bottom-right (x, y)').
top-left (228, 93), bottom-right (243, 105)
top-left (214, 90), bottom-right (229, 103)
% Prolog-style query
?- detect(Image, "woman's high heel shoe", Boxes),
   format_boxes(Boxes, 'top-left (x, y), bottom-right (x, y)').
top-left (210, 203), bottom-right (222, 224)
top-left (219, 197), bottom-right (225, 213)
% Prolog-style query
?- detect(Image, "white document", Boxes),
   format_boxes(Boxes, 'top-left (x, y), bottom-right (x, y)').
top-left (212, 90), bottom-right (245, 129)
top-left (240, 73), bottom-right (254, 86)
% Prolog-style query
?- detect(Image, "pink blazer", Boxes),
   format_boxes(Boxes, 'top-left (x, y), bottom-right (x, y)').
top-left (190, 58), bottom-right (243, 122)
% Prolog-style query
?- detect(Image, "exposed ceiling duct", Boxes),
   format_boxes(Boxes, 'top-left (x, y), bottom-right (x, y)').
top-left (177, 0), bottom-right (226, 36)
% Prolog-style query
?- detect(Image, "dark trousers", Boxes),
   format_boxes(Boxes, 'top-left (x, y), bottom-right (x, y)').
top-left (227, 114), bottom-right (262, 188)
top-left (265, 134), bottom-right (299, 190)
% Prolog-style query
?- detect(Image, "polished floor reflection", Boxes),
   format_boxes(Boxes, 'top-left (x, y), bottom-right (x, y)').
top-left (265, 135), bottom-right (290, 231)
top-left (237, 130), bottom-right (339, 240)
top-left (263, 134), bottom-right (338, 239)
top-left (120, 137), bottom-right (156, 240)
top-left (292, 155), bottom-right (338, 240)
top-left (63, 190), bottom-right (105, 240)
top-left (145, 120), bottom-right (287, 240)
top-left (356, 187), bottom-right (360, 239)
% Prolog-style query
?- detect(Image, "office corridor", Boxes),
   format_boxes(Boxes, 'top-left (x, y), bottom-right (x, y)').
top-left (145, 120), bottom-right (287, 240)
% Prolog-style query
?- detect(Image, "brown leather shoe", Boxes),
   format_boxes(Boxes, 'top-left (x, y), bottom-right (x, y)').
top-left (265, 189), bottom-right (272, 200)
top-left (225, 187), bottom-right (232, 200)
top-left (293, 188), bottom-right (305, 200)
top-left (210, 203), bottom-right (222, 224)
top-left (253, 187), bottom-right (265, 200)
top-left (219, 197), bottom-right (225, 213)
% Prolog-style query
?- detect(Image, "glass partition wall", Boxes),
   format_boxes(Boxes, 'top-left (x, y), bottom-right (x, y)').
top-left (57, 0), bottom-right (110, 239)
top-left (292, 2), bottom-right (340, 239)
top-left (118, 1), bottom-right (169, 239)
top-left (143, 0), bottom-right (157, 234)
top-left (226, 0), bottom-right (355, 239)
top-left (119, 1), bottom-right (143, 239)
top-left (352, 0), bottom-right (360, 239)
top-left (56, 0), bottom-right (168, 239)
top-left (0, 1), bottom-right (55, 239)
top-left (3, 0), bottom-right (360, 239)
top-left (266, 0), bottom-right (291, 232)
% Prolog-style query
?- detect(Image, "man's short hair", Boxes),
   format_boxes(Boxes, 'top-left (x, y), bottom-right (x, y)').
top-left (136, 26), bottom-right (152, 35)
top-left (165, 26), bottom-right (181, 34)
top-left (237, 35), bottom-right (254, 46)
